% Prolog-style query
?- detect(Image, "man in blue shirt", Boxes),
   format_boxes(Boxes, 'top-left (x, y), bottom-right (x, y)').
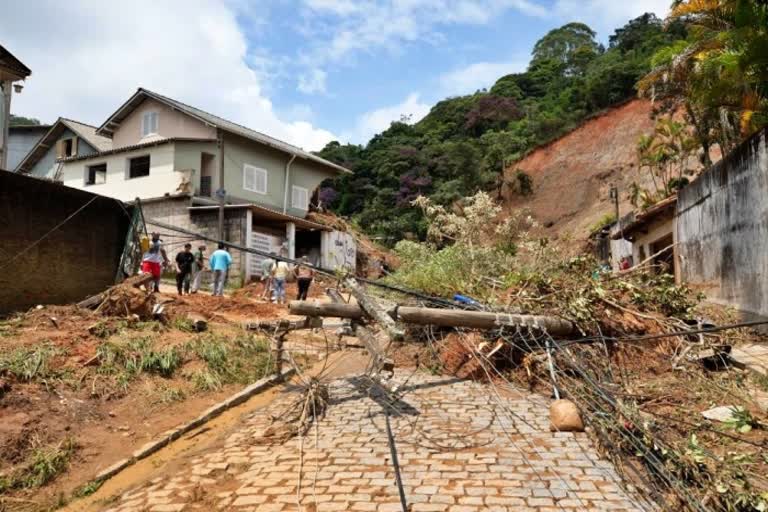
top-left (209, 243), bottom-right (232, 296)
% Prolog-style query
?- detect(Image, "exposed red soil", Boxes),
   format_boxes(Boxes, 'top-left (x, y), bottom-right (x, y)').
top-left (0, 289), bottom-right (297, 509)
top-left (501, 100), bottom-right (659, 241)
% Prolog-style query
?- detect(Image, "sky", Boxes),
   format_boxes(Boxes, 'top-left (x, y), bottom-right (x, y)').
top-left (1, 0), bottom-right (670, 151)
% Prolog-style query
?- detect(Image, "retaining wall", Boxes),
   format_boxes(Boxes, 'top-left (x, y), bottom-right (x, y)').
top-left (676, 128), bottom-right (768, 318)
top-left (0, 170), bottom-right (129, 314)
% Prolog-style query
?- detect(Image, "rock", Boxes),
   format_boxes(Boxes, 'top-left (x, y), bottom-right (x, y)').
top-left (550, 399), bottom-right (584, 432)
top-left (702, 405), bottom-right (738, 422)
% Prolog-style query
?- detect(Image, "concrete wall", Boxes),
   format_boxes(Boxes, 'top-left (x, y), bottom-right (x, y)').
top-left (141, 197), bottom-right (249, 286)
top-left (60, 142), bottom-right (185, 201)
top-left (29, 127), bottom-right (98, 179)
top-left (173, 140), bottom-right (218, 194)
top-left (112, 97), bottom-right (216, 148)
top-left (7, 127), bottom-right (47, 170)
top-left (0, 170), bottom-right (129, 314)
top-left (677, 128), bottom-right (768, 318)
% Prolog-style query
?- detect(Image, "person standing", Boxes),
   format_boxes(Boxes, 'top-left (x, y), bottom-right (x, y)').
top-left (141, 232), bottom-right (169, 293)
top-left (260, 253), bottom-right (276, 299)
top-left (209, 243), bottom-right (232, 297)
top-left (294, 255), bottom-right (316, 301)
top-left (271, 256), bottom-right (291, 304)
top-left (191, 245), bottom-right (206, 293)
top-left (175, 243), bottom-right (195, 295)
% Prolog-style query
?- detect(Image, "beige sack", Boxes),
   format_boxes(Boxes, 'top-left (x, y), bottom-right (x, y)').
top-left (550, 399), bottom-right (584, 432)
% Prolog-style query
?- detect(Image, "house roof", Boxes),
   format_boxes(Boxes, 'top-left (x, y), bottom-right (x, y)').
top-left (15, 118), bottom-right (114, 173)
top-left (611, 195), bottom-right (677, 240)
top-left (9, 124), bottom-right (51, 133)
top-left (60, 137), bottom-right (216, 163)
top-left (97, 88), bottom-right (352, 175)
top-left (0, 44), bottom-right (31, 81)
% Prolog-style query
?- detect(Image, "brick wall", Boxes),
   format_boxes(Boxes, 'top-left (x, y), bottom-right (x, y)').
top-left (0, 171), bottom-right (130, 314)
top-left (141, 197), bottom-right (249, 286)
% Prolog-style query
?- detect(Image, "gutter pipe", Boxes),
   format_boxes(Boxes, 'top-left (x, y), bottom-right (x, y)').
top-left (282, 153), bottom-right (296, 214)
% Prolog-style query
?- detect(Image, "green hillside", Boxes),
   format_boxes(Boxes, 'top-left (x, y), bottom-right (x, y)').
top-left (315, 14), bottom-right (686, 242)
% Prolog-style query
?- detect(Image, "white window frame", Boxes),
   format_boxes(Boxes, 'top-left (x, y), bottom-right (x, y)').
top-left (291, 185), bottom-right (309, 210)
top-left (141, 111), bottom-right (159, 138)
top-left (84, 162), bottom-right (107, 186)
top-left (243, 164), bottom-right (268, 195)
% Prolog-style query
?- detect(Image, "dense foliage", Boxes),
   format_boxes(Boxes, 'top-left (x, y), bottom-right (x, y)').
top-left (638, 0), bottom-right (768, 162)
top-left (316, 14), bottom-right (686, 242)
top-left (9, 114), bottom-right (41, 127)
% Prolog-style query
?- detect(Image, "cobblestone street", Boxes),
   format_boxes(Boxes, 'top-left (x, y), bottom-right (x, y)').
top-left (99, 367), bottom-right (649, 512)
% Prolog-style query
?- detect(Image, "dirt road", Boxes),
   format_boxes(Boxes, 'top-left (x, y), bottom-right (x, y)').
top-left (68, 350), bottom-right (648, 512)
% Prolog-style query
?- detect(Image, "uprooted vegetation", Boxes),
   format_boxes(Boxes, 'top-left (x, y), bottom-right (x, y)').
top-left (377, 191), bottom-right (768, 510)
top-left (0, 283), bottom-right (286, 510)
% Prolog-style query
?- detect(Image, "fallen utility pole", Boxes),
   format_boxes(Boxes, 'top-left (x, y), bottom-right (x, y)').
top-left (289, 301), bottom-right (576, 336)
top-left (344, 278), bottom-right (405, 341)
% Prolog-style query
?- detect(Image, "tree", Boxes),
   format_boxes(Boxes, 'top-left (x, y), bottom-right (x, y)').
top-left (638, 0), bottom-right (768, 161)
top-left (9, 114), bottom-right (41, 127)
top-left (530, 22), bottom-right (602, 77)
top-left (634, 118), bottom-right (697, 206)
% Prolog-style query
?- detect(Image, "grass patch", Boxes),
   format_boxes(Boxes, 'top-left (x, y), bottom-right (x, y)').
top-left (187, 333), bottom-right (274, 388)
top-left (0, 344), bottom-right (64, 383)
top-left (170, 317), bottom-right (195, 333)
top-left (152, 384), bottom-right (186, 404)
top-left (73, 479), bottom-right (103, 498)
top-left (95, 336), bottom-right (183, 380)
top-left (0, 439), bottom-right (76, 494)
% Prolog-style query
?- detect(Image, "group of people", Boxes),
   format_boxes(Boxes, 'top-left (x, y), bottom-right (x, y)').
top-left (259, 253), bottom-right (316, 304)
top-left (140, 233), bottom-right (232, 296)
top-left (139, 232), bottom-right (315, 302)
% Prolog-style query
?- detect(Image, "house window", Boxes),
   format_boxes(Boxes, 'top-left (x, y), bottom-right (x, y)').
top-left (57, 137), bottom-right (78, 158)
top-left (243, 164), bottom-right (267, 194)
top-left (85, 163), bottom-right (107, 186)
top-left (128, 155), bottom-right (150, 179)
top-left (141, 111), bottom-right (159, 138)
top-left (291, 185), bottom-right (309, 210)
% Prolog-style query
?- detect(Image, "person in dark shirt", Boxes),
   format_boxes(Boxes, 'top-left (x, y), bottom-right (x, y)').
top-left (175, 243), bottom-right (195, 295)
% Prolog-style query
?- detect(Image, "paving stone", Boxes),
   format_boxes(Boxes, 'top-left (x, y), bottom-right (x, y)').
top-left (95, 371), bottom-right (648, 512)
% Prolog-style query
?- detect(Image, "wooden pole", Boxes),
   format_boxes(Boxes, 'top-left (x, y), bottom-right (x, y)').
top-left (288, 300), bottom-right (363, 320)
top-left (344, 278), bottom-right (404, 341)
top-left (355, 325), bottom-right (394, 376)
top-left (288, 301), bottom-right (576, 336)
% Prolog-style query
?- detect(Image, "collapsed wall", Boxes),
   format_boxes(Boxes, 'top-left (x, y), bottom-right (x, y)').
top-left (0, 170), bottom-right (130, 314)
top-left (677, 128), bottom-right (768, 319)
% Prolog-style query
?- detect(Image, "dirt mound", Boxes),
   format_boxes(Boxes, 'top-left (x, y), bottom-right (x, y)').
top-left (438, 332), bottom-right (487, 380)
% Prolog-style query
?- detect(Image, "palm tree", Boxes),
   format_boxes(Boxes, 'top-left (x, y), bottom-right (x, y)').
top-left (638, 0), bottom-right (768, 161)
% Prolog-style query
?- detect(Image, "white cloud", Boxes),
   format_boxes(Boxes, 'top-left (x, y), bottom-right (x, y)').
top-left (298, 0), bottom-right (547, 68)
top-left (554, 0), bottom-right (671, 35)
top-left (1, 0), bottom-right (337, 152)
top-left (439, 58), bottom-right (528, 96)
top-left (344, 93), bottom-right (431, 144)
top-left (297, 68), bottom-right (328, 95)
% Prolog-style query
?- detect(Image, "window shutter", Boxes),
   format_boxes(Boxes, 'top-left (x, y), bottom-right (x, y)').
top-left (256, 170), bottom-right (266, 193)
top-left (71, 137), bottom-right (78, 156)
top-left (292, 186), bottom-right (308, 209)
top-left (244, 166), bottom-right (255, 191)
top-left (55, 140), bottom-right (64, 159)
